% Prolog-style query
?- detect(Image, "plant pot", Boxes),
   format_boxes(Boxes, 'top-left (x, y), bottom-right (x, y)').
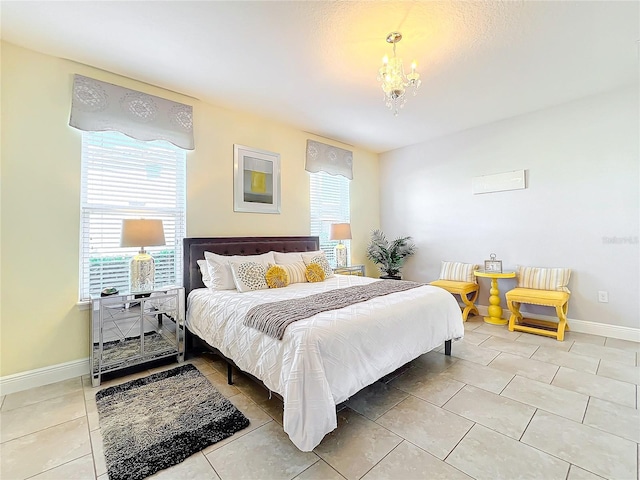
top-left (380, 275), bottom-right (402, 280)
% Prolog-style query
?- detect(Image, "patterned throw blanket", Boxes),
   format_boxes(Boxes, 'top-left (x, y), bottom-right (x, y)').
top-left (244, 280), bottom-right (424, 340)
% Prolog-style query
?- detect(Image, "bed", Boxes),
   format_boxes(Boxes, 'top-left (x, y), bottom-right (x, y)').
top-left (183, 236), bottom-right (464, 451)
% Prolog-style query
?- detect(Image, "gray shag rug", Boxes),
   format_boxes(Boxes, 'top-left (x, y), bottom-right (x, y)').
top-left (96, 363), bottom-right (250, 480)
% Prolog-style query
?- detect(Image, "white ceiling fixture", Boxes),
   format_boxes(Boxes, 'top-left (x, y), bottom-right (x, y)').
top-left (378, 32), bottom-right (421, 116)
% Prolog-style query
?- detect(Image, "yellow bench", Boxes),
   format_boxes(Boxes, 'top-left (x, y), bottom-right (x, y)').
top-left (430, 279), bottom-right (479, 322)
top-left (505, 287), bottom-right (570, 341)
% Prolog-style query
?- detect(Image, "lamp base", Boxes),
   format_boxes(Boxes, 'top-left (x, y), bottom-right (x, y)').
top-left (130, 253), bottom-right (155, 293)
top-left (334, 243), bottom-right (348, 268)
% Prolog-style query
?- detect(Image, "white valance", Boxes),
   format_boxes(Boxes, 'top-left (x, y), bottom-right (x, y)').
top-left (305, 139), bottom-right (353, 180)
top-left (69, 74), bottom-right (194, 150)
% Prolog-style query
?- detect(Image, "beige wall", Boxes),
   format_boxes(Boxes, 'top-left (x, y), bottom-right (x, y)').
top-left (0, 42), bottom-right (380, 376)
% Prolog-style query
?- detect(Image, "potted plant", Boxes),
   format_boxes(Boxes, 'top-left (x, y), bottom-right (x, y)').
top-left (366, 229), bottom-right (416, 279)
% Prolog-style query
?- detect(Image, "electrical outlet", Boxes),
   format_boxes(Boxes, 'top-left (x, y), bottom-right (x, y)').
top-left (598, 291), bottom-right (609, 303)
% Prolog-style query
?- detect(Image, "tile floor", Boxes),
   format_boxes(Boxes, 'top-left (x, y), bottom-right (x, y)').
top-left (1, 316), bottom-right (639, 480)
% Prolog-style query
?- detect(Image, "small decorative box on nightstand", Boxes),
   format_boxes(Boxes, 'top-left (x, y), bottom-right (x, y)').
top-left (90, 286), bottom-right (185, 386)
top-left (333, 264), bottom-right (366, 276)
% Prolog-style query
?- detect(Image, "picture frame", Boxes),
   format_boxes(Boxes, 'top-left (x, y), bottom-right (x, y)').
top-left (484, 253), bottom-right (503, 273)
top-left (233, 144), bottom-right (281, 214)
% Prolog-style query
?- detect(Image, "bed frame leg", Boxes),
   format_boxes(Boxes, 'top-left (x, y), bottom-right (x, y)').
top-left (227, 363), bottom-right (233, 385)
top-left (444, 340), bottom-right (452, 356)
top-left (184, 328), bottom-right (194, 359)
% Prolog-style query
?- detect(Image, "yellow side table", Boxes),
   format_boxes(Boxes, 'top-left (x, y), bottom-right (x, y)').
top-left (474, 270), bottom-right (516, 325)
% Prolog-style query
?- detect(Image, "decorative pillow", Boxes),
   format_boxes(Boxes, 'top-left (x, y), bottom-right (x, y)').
top-left (265, 265), bottom-right (290, 288)
top-left (229, 261), bottom-right (268, 293)
top-left (301, 251), bottom-right (334, 279)
top-left (273, 251), bottom-right (304, 265)
top-left (197, 260), bottom-right (214, 289)
top-left (279, 261), bottom-right (308, 284)
top-left (517, 266), bottom-right (571, 293)
top-left (439, 261), bottom-right (479, 283)
top-left (305, 263), bottom-right (326, 283)
top-left (205, 251), bottom-right (276, 290)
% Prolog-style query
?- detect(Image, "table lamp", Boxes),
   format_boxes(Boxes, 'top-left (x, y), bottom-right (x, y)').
top-left (330, 223), bottom-right (352, 268)
top-left (120, 219), bottom-right (165, 292)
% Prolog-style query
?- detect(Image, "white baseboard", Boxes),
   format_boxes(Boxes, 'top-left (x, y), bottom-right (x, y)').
top-left (476, 305), bottom-right (640, 342)
top-left (2, 308), bottom-right (639, 396)
top-left (0, 358), bottom-right (90, 396)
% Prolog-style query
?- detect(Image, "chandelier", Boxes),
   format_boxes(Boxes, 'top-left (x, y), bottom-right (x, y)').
top-left (377, 32), bottom-right (421, 116)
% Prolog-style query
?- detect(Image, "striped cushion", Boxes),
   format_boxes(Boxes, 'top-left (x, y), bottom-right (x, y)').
top-left (517, 266), bottom-right (571, 293)
top-left (279, 262), bottom-right (308, 284)
top-left (439, 261), bottom-right (479, 283)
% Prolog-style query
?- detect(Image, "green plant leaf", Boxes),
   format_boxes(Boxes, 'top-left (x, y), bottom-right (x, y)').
top-left (366, 230), bottom-right (416, 276)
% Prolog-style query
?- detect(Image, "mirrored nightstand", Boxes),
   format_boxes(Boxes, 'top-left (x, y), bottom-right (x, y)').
top-left (333, 265), bottom-right (366, 276)
top-left (90, 286), bottom-right (185, 386)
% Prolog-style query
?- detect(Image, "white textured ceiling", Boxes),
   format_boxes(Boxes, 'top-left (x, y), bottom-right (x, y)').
top-left (2, 1), bottom-right (638, 153)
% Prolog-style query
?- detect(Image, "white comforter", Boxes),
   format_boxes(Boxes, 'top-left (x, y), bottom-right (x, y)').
top-left (186, 275), bottom-right (464, 451)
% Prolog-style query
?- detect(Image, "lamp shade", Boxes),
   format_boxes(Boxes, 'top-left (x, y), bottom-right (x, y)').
top-left (329, 223), bottom-right (352, 241)
top-left (120, 219), bottom-right (165, 248)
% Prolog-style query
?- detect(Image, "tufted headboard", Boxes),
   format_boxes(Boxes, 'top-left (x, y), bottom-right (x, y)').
top-left (183, 236), bottom-right (320, 297)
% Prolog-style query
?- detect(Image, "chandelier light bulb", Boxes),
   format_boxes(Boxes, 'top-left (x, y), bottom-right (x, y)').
top-left (377, 31), bottom-right (421, 115)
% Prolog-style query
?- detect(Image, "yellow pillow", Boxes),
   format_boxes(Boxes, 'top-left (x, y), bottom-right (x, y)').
top-left (265, 265), bottom-right (290, 288)
top-left (305, 263), bottom-right (326, 283)
top-left (279, 261), bottom-right (308, 284)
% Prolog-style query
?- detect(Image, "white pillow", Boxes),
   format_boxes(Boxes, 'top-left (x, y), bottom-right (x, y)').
top-left (231, 251), bottom-right (275, 267)
top-left (204, 251), bottom-right (235, 290)
top-left (197, 260), bottom-right (214, 289)
top-left (273, 251), bottom-right (304, 265)
top-left (229, 261), bottom-right (268, 293)
top-left (301, 251), bottom-right (334, 279)
top-left (278, 261), bottom-right (308, 284)
top-left (205, 251), bottom-right (276, 290)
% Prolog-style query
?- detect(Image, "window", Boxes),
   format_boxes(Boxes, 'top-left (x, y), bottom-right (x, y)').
top-left (80, 131), bottom-right (186, 300)
top-left (309, 171), bottom-right (350, 266)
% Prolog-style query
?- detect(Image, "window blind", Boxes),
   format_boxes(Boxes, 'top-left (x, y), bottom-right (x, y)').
top-left (309, 171), bottom-right (350, 266)
top-left (80, 131), bottom-right (186, 300)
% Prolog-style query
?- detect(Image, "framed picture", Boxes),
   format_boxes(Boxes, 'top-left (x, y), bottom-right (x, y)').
top-left (233, 144), bottom-right (281, 214)
top-left (484, 253), bottom-right (503, 273)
